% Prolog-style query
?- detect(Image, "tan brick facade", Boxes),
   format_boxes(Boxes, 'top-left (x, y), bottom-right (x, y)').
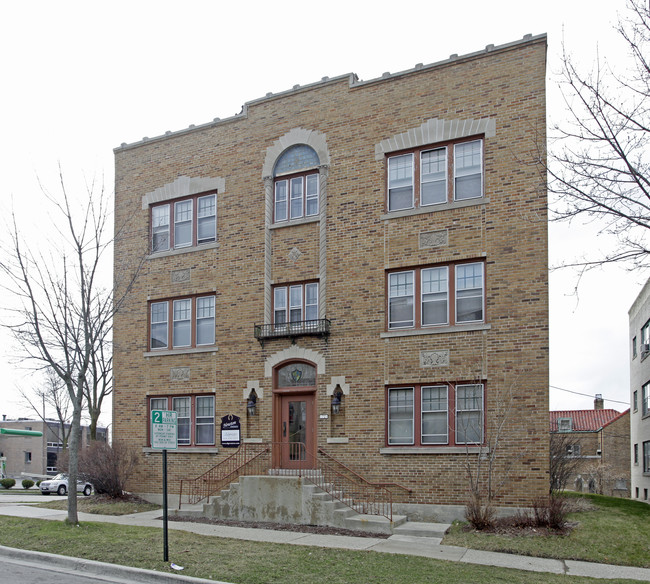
top-left (113, 35), bottom-right (549, 508)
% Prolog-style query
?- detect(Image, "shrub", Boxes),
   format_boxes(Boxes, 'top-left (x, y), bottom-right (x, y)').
top-left (21, 479), bottom-right (35, 490)
top-left (36, 480), bottom-right (42, 487)
top-left (531, 496), bottom-right (568, 529)
top-left (78, 441), bottom-right (138, 498)
top-left (0, 478), bottom-right (16, 489)
top-left (465, 494), bottom-right (495, 530)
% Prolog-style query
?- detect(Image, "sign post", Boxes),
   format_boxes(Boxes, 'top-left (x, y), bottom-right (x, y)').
top-left (151, 410), bottom-right (177, 562)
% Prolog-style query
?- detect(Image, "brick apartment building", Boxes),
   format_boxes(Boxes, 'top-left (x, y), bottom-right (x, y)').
top-left (113, 34), bottom-right (549, 513)
top-left (550, 397), bottom-right (630, 497)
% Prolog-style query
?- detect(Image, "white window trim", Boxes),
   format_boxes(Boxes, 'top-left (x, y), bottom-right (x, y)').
top-left (173, 396), bottom-right (192, 446)
top-left (387, 153), bottom-right (414, 212)
top-left (150, 192), bottom-right (217, 254)
top-left (421, 385), bottom-right (449, 445)
top-left (455, 262), bottom-right (485, 325)
top-left (420, 147), bottom-right (448, 207)
top-left (388, 387), bottom-right (415, 446)
top-left (174, 199), bottom-right (193, 249)
top-left (388, 270), bottom-right (415, 329)
top-left (274, 172), bottom-right (320, 224)
top-left (150, 296), bottom-right (216, 351)
top-left (453, 140), bottom-right (484, 202)
top-left (195, 395), bottom-right (215, 446)
top-left (455, 384), bottom-right (484, 445)
top-left (172, 299), bottom-right (192, 348)
top-left (272, 283), bottom-right (320, 325)
top-left (420, 266), bottom-right (449, 327)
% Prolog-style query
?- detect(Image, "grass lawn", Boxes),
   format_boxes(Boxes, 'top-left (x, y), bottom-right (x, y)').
top-left (0, 515), bottom-right (642, 584)
top-left (443, 493), bottom-right (650, 568)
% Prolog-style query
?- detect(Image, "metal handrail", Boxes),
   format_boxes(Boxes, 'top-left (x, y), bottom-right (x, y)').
top-left (178, 443), bottom-right (271, 509)
top-left (317, 447), bottom-right (412, 494)
top-left (295, 444), bottom-right (400, 521)
top-left (178, 442), bottom-right (410, 521)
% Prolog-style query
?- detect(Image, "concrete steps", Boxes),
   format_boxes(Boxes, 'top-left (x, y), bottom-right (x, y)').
top-left (178, 473), bottom-right (451, 540)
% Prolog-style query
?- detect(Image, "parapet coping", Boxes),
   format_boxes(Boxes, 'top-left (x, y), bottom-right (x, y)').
top-left (114, 33), bottom-right (546, 153)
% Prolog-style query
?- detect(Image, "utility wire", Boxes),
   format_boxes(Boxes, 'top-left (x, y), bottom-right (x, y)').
top-left (550, 384), bottom-right (630, 406)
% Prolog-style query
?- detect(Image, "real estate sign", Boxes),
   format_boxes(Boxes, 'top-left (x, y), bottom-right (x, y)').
top-left (151, 410), bottom-right (177, 450)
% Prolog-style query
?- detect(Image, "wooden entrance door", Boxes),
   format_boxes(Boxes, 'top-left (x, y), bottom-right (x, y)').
top-left (280, 393), bottom-right (314, 468)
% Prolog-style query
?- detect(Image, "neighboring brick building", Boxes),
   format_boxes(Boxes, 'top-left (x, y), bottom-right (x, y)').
top-left (113, 34), bottom-right (549, 514)
top-left (0, 417), bottom-right (107, 479)
top-left (550, 398), bottom-right (630, 496)
top-left (629, 279), bottom-right (650, 503)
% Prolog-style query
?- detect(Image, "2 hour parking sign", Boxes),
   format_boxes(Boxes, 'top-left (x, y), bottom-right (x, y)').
top-left (151, 410), bottom-right (178, 450)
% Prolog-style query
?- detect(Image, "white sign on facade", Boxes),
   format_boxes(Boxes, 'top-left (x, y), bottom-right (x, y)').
top-left (151, 410), bottom-right (178, 450)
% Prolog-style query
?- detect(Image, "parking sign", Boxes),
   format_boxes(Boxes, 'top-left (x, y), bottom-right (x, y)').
top-left (151, 410), bottom-right (178, 450)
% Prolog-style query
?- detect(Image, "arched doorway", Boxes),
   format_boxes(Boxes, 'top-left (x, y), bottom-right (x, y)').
top-left (273, 360), bottom-right (317, 469)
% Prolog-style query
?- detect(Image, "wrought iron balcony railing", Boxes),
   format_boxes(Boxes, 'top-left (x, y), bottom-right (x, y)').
top-left (254, 318), bottom-right (331, 343)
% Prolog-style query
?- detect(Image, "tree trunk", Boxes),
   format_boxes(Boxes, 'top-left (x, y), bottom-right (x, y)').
top-left (66, 383), bottom-right (83, 524)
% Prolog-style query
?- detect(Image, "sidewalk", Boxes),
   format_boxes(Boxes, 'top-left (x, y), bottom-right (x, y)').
top-left (0, 494), bottom-right (649, 582)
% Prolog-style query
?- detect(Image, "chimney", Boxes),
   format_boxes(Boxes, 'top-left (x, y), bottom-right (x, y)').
top-left (594, 394), bottom-right (604, 410)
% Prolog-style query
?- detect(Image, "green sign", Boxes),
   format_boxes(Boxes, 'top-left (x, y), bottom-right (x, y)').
top-left (151, 410), bottom-right (177, 450)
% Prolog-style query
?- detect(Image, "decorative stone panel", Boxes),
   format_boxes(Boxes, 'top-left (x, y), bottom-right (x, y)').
top-left (419, 230), bottom-right (448, 249)
top-left (171, 268), bottom-right (191, 283)
top-left (170, 367), bottom-right (190, 382)
top-left (420, 350), bottom-right (450, 368)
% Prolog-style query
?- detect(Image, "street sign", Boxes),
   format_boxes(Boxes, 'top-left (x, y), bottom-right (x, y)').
top-left (151, 410), bottom-right (177, 450)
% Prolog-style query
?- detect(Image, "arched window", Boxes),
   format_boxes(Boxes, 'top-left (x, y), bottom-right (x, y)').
top-left (275, 362), bottom-right (316, 387)
top-left (273, 145), bottom-right (320, 223)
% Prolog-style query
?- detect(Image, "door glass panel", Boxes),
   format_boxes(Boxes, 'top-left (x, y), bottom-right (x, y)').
top-left (288, 400), bottom-right (306, 460)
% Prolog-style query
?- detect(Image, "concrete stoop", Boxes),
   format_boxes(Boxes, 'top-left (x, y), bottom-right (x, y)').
top-left (176, 474), bottom-right (451, 539)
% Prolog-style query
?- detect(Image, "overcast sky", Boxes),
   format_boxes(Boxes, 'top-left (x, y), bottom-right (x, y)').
top-left (0, 0), bottom-right (643, 424)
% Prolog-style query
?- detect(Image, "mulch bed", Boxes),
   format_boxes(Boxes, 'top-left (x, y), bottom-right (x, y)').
top-left (167, 515), bottom-right (390, 539)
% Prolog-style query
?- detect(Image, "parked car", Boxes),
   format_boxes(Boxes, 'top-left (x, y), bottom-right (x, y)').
top-left (39, 474), bottom-right (92, 496)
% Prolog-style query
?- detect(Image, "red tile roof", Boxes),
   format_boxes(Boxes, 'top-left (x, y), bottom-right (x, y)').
top-left (549, 409), bottom-right (628, 432)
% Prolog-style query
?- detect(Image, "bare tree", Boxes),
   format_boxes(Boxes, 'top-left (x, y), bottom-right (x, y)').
top-left (83, 318), bottom-right (112, 441)
top-left (0, 172), bottom-right (140, 524)
top-left (549, 432), bottom-right (582, 494)
top-left (21, 367), bottom-right (72, 449)
top-left (463, 377), bottom-right (529, 529)
top-left (549, 0), bottom-right (650, 269)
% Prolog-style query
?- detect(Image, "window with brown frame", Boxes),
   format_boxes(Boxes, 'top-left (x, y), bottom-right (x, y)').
top-left (387, 138), bottom-right (483, 212)
top-left (272, 282), bottom-right (319, 326)
top-left (274, 171), bottom-right (319, 223)
top-left (387, 261), bottom-right (484, 330)
top-left (149, 295), bottom-right (215, 350)
top-left (149, 395), bottom-right (215, 446)
top-left (150, 192), bottom-right (216, 252)
top-left (386, 383), bottom-right (484, 447)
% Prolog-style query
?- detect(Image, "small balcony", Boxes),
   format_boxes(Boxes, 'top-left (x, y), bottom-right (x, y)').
top-left (254, 318), bottom-right (331, 345)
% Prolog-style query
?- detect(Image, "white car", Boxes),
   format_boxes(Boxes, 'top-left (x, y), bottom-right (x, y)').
top-left (40, 473), bottom-right (92, 496)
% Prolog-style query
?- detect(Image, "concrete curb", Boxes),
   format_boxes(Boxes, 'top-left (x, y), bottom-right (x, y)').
top-left (0, 544), bottom-right (234, 584)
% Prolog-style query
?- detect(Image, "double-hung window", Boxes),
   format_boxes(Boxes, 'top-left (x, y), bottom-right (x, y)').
top-left (149, 395), bottom-right (215, 447)
top-left (644, 441), bottom-right (650, 473)
top-left (387, 384), bottom-right (484, 446)
top-left (643, 382), bottom-right (650, 417)
top-left (150, 192), bottom-right (216, 252)
top-left (149, 295), bottom-right (216, 350)
top-left (273, 282), bottom-right (318, 326)
top-left (642, 322), bottom-right (650, 356)
top-left (274, 173), bottom-right (319, 223)
top-left (388, 262), bottom-right (484, 330)
top-left (387, 138), bottom-right (483, 212)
